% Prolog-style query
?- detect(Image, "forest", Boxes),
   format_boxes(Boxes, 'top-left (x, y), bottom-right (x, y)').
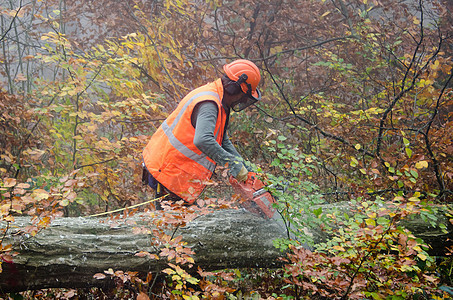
top-left (0, 0), bottom-right (452, 299)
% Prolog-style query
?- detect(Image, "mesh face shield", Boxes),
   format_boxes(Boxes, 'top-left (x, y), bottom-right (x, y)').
top-left (231, 88), bottom-right (262, 112)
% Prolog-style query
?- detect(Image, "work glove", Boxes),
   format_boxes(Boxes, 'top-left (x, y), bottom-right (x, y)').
top-left (235, 164), bottom-right (249, 182)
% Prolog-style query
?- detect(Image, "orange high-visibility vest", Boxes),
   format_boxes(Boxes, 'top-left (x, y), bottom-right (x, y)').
top-left (142, 79), bottom-right (227, 203)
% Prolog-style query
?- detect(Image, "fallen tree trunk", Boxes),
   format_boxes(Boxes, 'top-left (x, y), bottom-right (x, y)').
top-left (1, 209), bottom-right (291, 293)
top-left (0, 207), bottom-right (451, 293)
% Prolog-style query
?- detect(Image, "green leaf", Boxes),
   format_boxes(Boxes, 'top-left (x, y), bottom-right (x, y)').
top-left (313, 207), bottom-right (323, 217)
top-left (377, 217), bottom-right (389, 225)
top-left (186, 276), bottom-right (199, 284)
top-left (403, 137), bottom-right (410, 146)
top-left (405, 147), bottom-right (412, 158)
top-left (410, 170), bottom-right (418, 178)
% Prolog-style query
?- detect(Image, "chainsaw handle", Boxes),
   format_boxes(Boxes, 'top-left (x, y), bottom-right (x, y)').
top-left (229, 171), bottom-right (254, 183)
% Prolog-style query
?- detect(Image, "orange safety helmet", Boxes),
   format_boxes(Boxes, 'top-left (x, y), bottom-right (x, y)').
top-left (223, 59), bottom-right (261, 110)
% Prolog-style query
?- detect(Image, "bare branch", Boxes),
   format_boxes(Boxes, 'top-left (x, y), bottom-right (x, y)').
top-left (0, 0), bottom-right (23, 43)
top-left (424, 69), bottom-right (453, 198)
top-left (259, 44), bottom-right (375, 159)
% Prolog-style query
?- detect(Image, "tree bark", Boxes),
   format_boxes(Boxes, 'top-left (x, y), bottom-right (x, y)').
top-left (1, 209), bottom-right (291, 293)
top-left (0, 207), bottom-right (451, 293)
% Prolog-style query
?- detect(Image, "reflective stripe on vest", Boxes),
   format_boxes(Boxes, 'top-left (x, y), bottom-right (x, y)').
top-left (161, 90), bottom-right (220, 172)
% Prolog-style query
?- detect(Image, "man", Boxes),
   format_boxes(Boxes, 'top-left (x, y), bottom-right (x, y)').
top-left (142, 59), bottom-right (261, 204)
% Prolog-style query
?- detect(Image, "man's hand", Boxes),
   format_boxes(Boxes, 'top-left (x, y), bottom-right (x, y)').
top-left (235, 164), bottom-right (248, 182)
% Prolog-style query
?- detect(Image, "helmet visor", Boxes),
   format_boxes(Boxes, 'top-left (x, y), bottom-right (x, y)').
top-left (232, 88), bottom-right (261, 112)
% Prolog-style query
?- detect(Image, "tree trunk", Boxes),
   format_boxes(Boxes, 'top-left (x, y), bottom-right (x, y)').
top-left (1, 209), bottom-right (291, 293)
top-left (1, 207), bottom-right (451, 293)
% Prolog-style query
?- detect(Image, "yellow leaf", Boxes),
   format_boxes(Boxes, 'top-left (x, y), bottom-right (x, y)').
top-left (172, 275), bottom-right (181, 281)
top-left (1, 204), bottom-right (10, 214)
top-left (355, 144), bottom-right (361, 150)
top-left (32, 189), bottom-right (50, 200)
top-left (321, 11), bottom-right (331, 17)
top-left (367, 212), bottom-right (376, 219)
top-left (417, 252), bottom-right (427, 261)
top-left (413, 16), bottom-right (420, 25)
top-left (350, 157), bottom-right (358, 167)
top-left (415, 161), bottom-right (428, 169)
top-left (270, 46), bottom-right (283, 55)
top-left (104, 268), bottom-right (114, 275)
top-left (162, 268), bottom-right (175, 275)
top-left (431, 60), bottom-right (440, 71)
top-left (366, 218), bottom-right (376, 227)
top-left (332, 245), bottom-right (345, 252)
top-left (4, 215), bottom-right (14, 222)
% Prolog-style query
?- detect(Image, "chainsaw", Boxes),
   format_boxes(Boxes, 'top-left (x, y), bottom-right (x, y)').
top-left (229, 172), bottom-right (278, 219)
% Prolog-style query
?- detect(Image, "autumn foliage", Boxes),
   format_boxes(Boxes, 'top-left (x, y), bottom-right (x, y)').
top-left (1, 0), bottom-right (452, 298)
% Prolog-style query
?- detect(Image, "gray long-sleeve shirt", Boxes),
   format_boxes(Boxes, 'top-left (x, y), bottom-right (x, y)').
top-left (192, 101), bottom-right (246, 177)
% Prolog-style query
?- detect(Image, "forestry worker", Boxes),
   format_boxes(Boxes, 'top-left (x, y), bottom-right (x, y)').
top-left (142, 59), bottom-right (262, 204)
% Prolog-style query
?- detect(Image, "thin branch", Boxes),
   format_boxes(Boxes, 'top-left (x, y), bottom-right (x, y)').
top-left (125, 4), bottom-right (183, 100)
top-left (260, 36), bottom-right (354, 62)
top-left (76, 158), bottom-right (117, 170)
top-left (341, 215), bottom-right (397, 299)
top-left (0, 0), bottom-right (23, 43)
top-left (258, 44), bottom-right (375, 159)
top-left (424, 69), bottom-right (453, 198)
top-left (375, 0), bottom-right (441, 157)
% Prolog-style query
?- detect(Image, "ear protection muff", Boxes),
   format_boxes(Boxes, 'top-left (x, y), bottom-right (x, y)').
top-left (224, 80), bottom-right (242, 95)
top-left (224, 73), bottom-right (249, 95)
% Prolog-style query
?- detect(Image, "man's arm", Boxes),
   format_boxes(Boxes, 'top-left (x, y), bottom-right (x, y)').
top-left (221, 132), bottom-right (241, 157)
top-left (221, 132), bottom-right (252, 171)
top-left (192, 101), bottom-right (245, 177)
